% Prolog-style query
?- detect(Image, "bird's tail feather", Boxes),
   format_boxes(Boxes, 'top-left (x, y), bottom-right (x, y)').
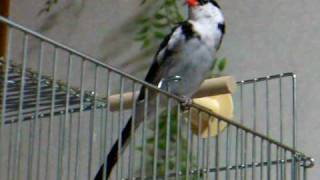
top-left (94, 116), bottom-right (133, 180)
top-left (94, 100), bottom-right (147, 179)
top-left (94, 97), bottom-right (162, 179)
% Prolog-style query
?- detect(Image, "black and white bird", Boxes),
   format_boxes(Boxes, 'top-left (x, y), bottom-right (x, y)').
top-left (94, 0), bottom-right (225, 179)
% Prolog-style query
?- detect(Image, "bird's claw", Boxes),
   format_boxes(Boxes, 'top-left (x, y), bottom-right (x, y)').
top-left (181, 96), bottom-right (193, 110)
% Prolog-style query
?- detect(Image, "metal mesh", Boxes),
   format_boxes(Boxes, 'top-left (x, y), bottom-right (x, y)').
top-left (0, 16), bottom-right (313, 180)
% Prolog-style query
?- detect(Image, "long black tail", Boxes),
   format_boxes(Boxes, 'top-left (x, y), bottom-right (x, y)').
top-left (94, 117), bottom-right (133, 180)
top-left (95, 87), bottom-right (149, 179)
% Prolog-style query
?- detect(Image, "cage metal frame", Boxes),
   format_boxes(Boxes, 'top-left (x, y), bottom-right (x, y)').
top-left (0, 16), bottom-right (314, 180)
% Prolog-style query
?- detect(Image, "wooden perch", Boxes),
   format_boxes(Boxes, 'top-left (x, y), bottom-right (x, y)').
top-left (108, 76), bottom-right (236, 111)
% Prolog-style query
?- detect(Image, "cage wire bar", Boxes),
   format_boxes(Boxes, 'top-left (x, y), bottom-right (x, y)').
top-left (0, 16), bottom-right (314, 180)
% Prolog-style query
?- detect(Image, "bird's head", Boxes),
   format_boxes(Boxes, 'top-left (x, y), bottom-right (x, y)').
top-left (186, 0), bottom-right (223, 22)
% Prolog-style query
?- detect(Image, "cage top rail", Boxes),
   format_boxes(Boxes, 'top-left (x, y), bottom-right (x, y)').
top-left (237, 72), bottom-right (295, 85)
top-left (0, 15), bottom-right (314, 168)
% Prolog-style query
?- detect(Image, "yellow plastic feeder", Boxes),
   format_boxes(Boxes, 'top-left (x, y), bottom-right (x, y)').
top-left (190, 93), bottom-right (234, 138)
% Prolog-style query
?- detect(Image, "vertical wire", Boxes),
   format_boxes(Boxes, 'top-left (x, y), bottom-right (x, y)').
top-left (35, 42), bottom-right (44, 180)
top-left (297, 157), bottom-right (301, 180)
top-left (121, 79), bottom-right (126, 179)
top-left (202, 130), bottom-right (206, 177)
top-left (241, 128), bottom-right (245, 180)
top-left (64, 54), bottom-right (73, 179)
top-left (102, 70), bottom-right (111, 180)
top-left (197, 112), bottom-right (202, 179)
top-left (57, 112), bottom-right (65, 180)
top-left (206, 113), bottom-right (211, 180)
top-left (99, 108), bottom-right (104, 165)
top-left (284, 150), bottom-right (287, 180)
top-left (279, 78), bottom-right (284, 126)
top-left (26, 41), bottom-right (44, 180)
top-left (291, 151), bottom-right (296, 180)
top-left (240, 82), bottom-right (244, 180)
top-left (292, 75), bottom-right (297, 150)
top-left (36, 116), bottom-right (44, 180)
top-left (175, 104), bottom-right (181, 179)
top-left (185, 110), bottom-right (192, 180)
top-left (57, 54), bottom-right (73, 180)
top-left (292, 75), bottom-right (297, 180)
top-left (297, 163), bottom-right (301, 180)
top-left (0, 27), bottom-right (12, 180)
top-left (152, 94), bottom-right (160, 180)
top-left (13, 34), bottom-right (29, 180)
top-left (266, 78), bottom-right (271, 180)
top-left (27, 113), bottom-right (35, 177)
top-left (45, 47), bottom-right (58, 180)
top-left (110, 112), bottom-right (115, 178)
top-left (74, 60), bottom-right (86, 180)
top-left (260, 139), bottom-right (264, 180)
top-left (190, 116), bottom-right (194, 179)
top-left (279, 76), bottom-right (284, 180)
top-left (225, 125), bottom-right (231, 180)
top-left (164, 96), bottom-right (172, 180)
top-left (27, 111), bottom-right (35, 180)
top-left (88, 65), bottom-right (98, 180)
top-left (279, 76), bottom-right (283, 180)
top-left (66, 111), bottom-right (73, 180)
top-left (235, 127), bottom-right (239, 180)
top-left (252, 80), bottom-right (257, 180)
top-left (116, 77), bottom-right (124, 180)
top-left (7, 123), bottom-right (13, 180)
top-left (128, 83), bottom-right (136, 179)
top-left (141, 88), bottom-right (148, 179)
top-left (244, 132), bottom-right (248, 180)
top-left (303, 165), bottom-right (307, 180)
top-left (215, 120), bottom-right (220, 180)
top-left (276, 146), bottom-right (279, 180)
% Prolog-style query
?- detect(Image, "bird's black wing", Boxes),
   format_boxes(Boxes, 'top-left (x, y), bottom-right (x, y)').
top-left (94, 21), bottom-right (196, 180)
top-left (138, 21), bottom-right (195, 100)
top-left (216, 22), bottom-right (225, 50)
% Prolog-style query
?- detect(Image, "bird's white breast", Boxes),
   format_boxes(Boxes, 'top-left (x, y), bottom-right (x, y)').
top-left (191, 20), bottom-right (221, 52)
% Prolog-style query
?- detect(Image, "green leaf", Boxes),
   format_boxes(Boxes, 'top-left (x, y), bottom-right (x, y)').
top-left (218, 58), bottom-right (228, 72)
top-left (154, 12), bottom-right (166, 20)
top-left (154, 31), bottom-right (166, 39)
top-left (159, 139), bottom-right (166, 150)
top-left (142, 39), bottom-right (151, 48)
top-left (147, 138), bottom-right (155, 144)
top-left (138, 26), bottom-right (150, 34)
top-left (140, 0), bottom-right (147, 5)
top-left (134, 34), bottom-right (147, 41)
top-left (164, 0), bottom-right (175, 6)
top-left (137, 17), bottom-right (149, 24)
top-left (152, 21), bottom-right (168, 28)
top-left (212, 58), bottom-right (218, 69)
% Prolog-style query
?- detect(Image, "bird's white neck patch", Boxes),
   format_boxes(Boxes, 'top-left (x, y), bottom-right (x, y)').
top-left (188, 3), bottom-right (224, 49)
top-left (189, 3), bottom-right (224, 24)
top-left (190, 20), bottom-right (217, 48)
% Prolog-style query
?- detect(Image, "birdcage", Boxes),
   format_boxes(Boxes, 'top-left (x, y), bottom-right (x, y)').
top-left (0, 15), bottom-right (314, 180)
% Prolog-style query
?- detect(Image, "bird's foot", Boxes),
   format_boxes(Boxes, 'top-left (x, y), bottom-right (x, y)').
top-left (181, 96), bottom-right (193, 110)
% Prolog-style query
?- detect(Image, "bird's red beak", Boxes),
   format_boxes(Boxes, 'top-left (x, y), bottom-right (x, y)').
top-left (186, 0), bottom-right (198, 7)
